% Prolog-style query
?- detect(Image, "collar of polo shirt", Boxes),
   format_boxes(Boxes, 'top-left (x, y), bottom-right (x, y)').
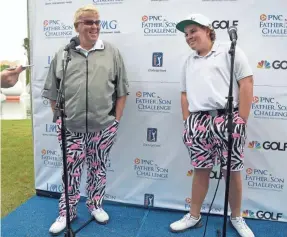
top-left (193, 40), bottom-right (220, 58)
top-left (75, 39), bottom-right (105, 55)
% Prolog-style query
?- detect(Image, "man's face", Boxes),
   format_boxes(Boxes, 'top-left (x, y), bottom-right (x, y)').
top-left (75, 13), bottom-right (100, 45)
top-left (184, 24), bottom-right (210, 51)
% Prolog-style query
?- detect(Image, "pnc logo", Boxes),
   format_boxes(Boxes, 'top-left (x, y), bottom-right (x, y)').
top-left (257, 60), bottom-right (271, 69)
top-left (252, 96), bottom-right (259, 103)
top-left (134, 158), bottom-right (140, 164)
top-left (142, 15), bottom-right (148, 21)
top-left (136, 91), bottom-right (142, 97)
top-left (260, 14), bottom-right (284, 21)
top-left (43, 20), bottom-right (49, 26)
top-left (248, 141), bottom-right (261, 149)
top-left (260, 14), bottom-right (267, 21)
top-left (246, 168), bottom-right (253, 175)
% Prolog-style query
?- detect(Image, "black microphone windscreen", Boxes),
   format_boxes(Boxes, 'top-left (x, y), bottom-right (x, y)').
top-left (227, 26), bottom-right (238, 42)
top-left (70, 36), bottom-right (80, 48)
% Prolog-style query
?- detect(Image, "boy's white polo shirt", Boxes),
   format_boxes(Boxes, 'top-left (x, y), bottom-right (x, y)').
top-left (181, 41), bottom-right (253, 112)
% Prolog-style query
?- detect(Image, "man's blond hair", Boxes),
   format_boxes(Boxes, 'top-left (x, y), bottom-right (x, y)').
top-left (74, 4), bottom-right (99, 24)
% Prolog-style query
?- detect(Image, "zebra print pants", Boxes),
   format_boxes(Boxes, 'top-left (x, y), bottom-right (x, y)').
top-left (56, 119), bottom-right (119, 219)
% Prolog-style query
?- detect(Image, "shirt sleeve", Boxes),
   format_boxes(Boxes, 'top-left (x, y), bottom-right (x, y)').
top-left (115, 48), bottom-right (129, 98)
top-left (234, 46), bottom-right (253, 81)
top-left (41, 52), bottom-right (59, 101)
top-left (180, 58), bottom-right (188, 92)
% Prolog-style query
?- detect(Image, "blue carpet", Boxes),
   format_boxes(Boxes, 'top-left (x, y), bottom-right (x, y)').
top-left (1, 195), bottom-right (287, 237)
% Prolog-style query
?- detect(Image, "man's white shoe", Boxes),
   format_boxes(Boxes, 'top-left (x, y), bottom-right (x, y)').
top-left (49, 216), bottom-right (74, 236)
top-left (230, 216), bottom-right (255, 237)
top-left (170, 213), bottom-right (202, 232)
top-left (91, 208), bottom-right (109, 224)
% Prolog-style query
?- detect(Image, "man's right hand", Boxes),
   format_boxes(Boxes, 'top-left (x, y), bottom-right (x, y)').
top-left (1, 66), bottom-right (25, 88)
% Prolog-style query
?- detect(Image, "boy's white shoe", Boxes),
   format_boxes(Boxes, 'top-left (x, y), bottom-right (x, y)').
top-left (91, 208), bottom-right (109, 224)
top-left (230, 216), bottom-right (255, 237)
top-left (170, 213), bottom-right (202, 232)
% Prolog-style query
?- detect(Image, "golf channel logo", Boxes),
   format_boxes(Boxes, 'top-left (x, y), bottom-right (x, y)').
top-left (257, 60), bottom-right (287, 70)
top-left (251, 96), bottom-right (287, 120)
top-left (211, 20), bottom-right (238, 29)
top-left (43, 20), bottom-right (74, 38)
top-left (187, 167), bottom-right (223, 180)
top-left (242, 210), bottom-right (283, 221)
top-left (248, 141), bottom-right (287, 152)
top-left (245, 168), bottom-right (284, 192)
top-left (141, 15), bottom-right (177, 36)
top-left (134, 158), bottom-right (168, 180)
top-left (135, 91), bottom-right (172, 113)
top-left (259, 14), bottom-right (287, 37)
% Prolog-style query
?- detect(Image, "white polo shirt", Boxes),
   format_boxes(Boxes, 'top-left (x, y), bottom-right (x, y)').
top-left (181, 41), bottom-right (253, 112)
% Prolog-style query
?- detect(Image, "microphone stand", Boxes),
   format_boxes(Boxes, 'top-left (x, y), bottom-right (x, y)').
top-left (222, 39), bottom-right (236, 237)
top-left (53, 48), bottom-right (74, 237)
top-left (52, 47), bottom-right (95, 237)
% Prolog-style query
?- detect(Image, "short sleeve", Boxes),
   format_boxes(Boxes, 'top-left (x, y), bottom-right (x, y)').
top-left (180, 59), bottom-right (188, 92)
top-left (42, 52), bottom-right (59, 101)
top-left (234, 46), bottom-right (253, 81)
top-left (115, 49), bottom-right (129, 97)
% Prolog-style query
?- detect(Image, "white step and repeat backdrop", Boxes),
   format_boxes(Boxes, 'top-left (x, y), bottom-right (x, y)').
top-left (29, 0), bottom-right (287, 222)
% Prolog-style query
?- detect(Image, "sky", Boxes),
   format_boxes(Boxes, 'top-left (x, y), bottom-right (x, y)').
top-left (0, 0), bottom-right (28, 61)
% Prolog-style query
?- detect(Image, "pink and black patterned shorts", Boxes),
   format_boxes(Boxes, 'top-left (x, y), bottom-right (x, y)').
top-left (183, 109), bottom-right (246, 171)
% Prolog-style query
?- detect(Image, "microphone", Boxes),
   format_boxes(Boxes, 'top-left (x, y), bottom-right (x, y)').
top-left (227, 26), bottom-right (238, 44)
top-left (64, 36), bottom-right (80, 51)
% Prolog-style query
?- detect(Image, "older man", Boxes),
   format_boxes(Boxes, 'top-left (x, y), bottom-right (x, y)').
top-left (42, 4), bottom-right (129, 235)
